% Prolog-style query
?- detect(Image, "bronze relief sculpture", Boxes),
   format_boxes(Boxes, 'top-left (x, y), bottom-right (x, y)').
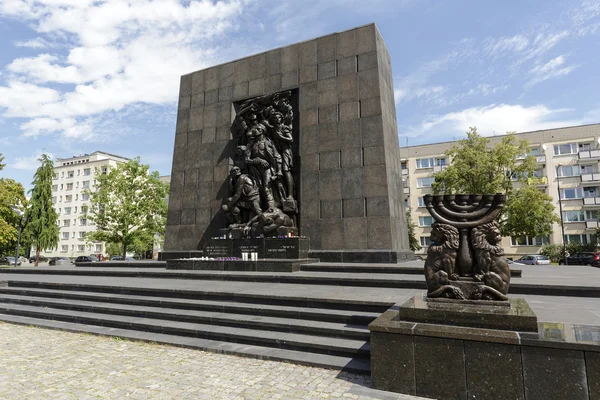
top-left (222, 91), bottom-right (297, 237)
top-left (423, 194), bottom-right (510, 301)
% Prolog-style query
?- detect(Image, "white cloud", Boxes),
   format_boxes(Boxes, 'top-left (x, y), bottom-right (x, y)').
top-left (13, 151), bottom-right (55, 171)
top-left (403, 104), bottom-right (585, 139)
top-left (0, 0), bottom-right (247, 140)
top-left (20, 117), bottom-right (93, 139)
top-left (527, 55), bottom-right (578, 87)
top-left (14, 37), bottom-right (54, 48)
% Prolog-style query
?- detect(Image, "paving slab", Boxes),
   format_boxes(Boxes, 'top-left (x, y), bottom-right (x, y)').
top-left (0, 322), bottom-right (428, 399)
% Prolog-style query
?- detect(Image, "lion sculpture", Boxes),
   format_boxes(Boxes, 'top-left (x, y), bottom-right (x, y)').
top-left (424, 222), bottom-right (465, 299)
top-left (470, 221), bottom-right (510, 301)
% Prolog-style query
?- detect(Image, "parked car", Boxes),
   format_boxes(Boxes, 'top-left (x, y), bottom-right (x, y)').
top-left (110, 256), bottom-right (134, 261)
top-left (515, 255), bottom-right (551, 265)
top-left (558, 252), bottom-right (600, 265)
top-left (1, 256), bottom-right (21, 266)
top-left (75, 255), bottom-right (94, 263)
top-left (49, 257), bottom-right (72, 266)
top-left (29, 255), bottom-right (49, 263)
top-left (0, 256), bottom-right (21, 266)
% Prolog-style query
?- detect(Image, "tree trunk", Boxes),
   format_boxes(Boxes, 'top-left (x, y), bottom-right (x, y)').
top-left (34, 247), bottom-right (40, 267)
top-left (122, 243), bottom-right (126, 261)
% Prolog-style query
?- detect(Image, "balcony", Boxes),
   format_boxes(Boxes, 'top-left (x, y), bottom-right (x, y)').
top-left (581, 173), bottom-right (600, 183)
top-left (403, 187), bottom-right (410, 195)
top-left (536, 155), bottom-right (546, 163)
top-left (527, 177), bottom-right (548, 186)
top-left (582, 197), bottom-right (600, 207)
top-left (433, 165), bottom-right (448, 173)
top-left (586, 220), bottom-right (600, 229)
top-left (401, 169), bottom-right (408, 176)
top-left (577, 150), bottom-right (600, 162)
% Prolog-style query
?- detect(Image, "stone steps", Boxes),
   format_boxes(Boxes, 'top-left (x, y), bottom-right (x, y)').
top-left (299, 262), bottom-right (523, 277)
top-left (2, 280), bottom-right (393, 312)
top-left (0, 287), bottom-right (380, 324)
top-left (0, 302), bottom-right (371, 358)
top-left (0, 313), bottom-right (370, 373)
top-left (0, 279), bottom-right (387, 373)
top-left (0, 293), bottom-right (370, 340)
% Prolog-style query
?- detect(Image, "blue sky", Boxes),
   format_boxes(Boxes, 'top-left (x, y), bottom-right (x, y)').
top-left (0, 0), bottom-right (599, 190)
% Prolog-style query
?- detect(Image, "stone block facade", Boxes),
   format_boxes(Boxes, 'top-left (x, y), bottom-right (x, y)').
top-left (165, 23), bottom-right (410, 254)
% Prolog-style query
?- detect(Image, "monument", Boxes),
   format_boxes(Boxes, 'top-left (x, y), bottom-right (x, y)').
top-left (161, 23), bottom-right (413, 264)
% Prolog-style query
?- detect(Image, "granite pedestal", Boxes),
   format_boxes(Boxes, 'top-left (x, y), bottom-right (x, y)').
top-left (369, 296), bottom-right (599, 400)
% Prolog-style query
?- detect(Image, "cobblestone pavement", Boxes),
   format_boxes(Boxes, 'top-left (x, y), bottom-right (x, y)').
top-left (0, 323), bottom-right (422, 400)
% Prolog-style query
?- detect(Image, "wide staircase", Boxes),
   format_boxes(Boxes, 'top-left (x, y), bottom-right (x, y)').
top-left (0, 260), bottom-right (559, 375)
top-left (0, 264), bottom-right (402, 374)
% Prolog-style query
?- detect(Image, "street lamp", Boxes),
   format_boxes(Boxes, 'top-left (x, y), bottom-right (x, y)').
top-left (11, 206), bottom-right (26, 267)
top-left (555, 165), bottom-right (568, 265)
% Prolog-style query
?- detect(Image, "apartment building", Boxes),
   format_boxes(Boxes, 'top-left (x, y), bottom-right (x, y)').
top-left (41, 151), bottom-right (129, 258)
top-left (400, 123), bottom-right (600, 258)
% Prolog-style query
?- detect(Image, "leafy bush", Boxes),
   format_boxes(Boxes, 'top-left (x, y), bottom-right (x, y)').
top-left (539, 244), bottom-right (563, 263)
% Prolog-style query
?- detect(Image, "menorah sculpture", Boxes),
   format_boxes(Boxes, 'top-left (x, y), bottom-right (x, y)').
top-left (423, 194), bottom-right (510, 301)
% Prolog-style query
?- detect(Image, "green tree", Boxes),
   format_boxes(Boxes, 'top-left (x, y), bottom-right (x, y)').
top-left (406, 209), bottom-right (421, 252)
top-left (0, 178), bottom-right (28, 256)
top-left (84, 157), bottom-right (168, 260)
top-left (432, 127), bottom-right (560, 238)
top-left (23, 154), bottom-right (60, 266)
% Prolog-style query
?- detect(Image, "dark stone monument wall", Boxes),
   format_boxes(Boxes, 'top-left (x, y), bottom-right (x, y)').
top-left (164, 23), bottom-right (410, 253)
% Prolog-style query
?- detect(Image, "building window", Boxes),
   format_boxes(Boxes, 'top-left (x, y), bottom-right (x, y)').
top-left (64, 207), bottom-right (71, 215)
top-left (511, 236), bottom-right (550, 246)
top-left (63, 220), bottom-right (70, 227)
top-left (82, 181), bottom-right (90, 188)
top-left (52, 185), bottom-right (58, 192)
top-left (62, 232), bottom-right (69, 239)
top-left (101, 167), bottom-right (108, 175)
top-left (78, 245), bottom-right (85, 252)
top-left (557, 165), bottom-right (581, 177)
top-left (95, 244), bottom-right (102, 252)
top-left (81, 194), bottom-right (89, 201)
top-left (79, 232), bottom-right (86, 239)
top-left (418, 197), bottom-right (426, 207)
top-left (61, 245), bottom-right (68, 252)
top-left (586, 210), bottom-right (600, 220)
top-left (561, 188), bottom-right (584, 200)
top-left (83, 168), bottom-right (91, 176)
top-left (401, 162), bottom-right (407, 170)
top-left (80, 219), bottom-right (87, 226)
top-left (416, 158), bottom-right (435, 169)
top-left (67, 170), bottom-right (74, 178)
top-left (554, 143), bottom-right (578, 155)
top-left (564, 234), bottom-right (588, 244)
top-left (66, 183), bottom-right (73, 191)
top-left (417, 177), bottom-right (435, 188)
top-left (420, 237), bottom-right (432, 247)
top-left (81, 205), bottom-right (88, 214)
top-left (52, 196), bottom-right (56, 203)
top-left (419, 216), bottom-right (434, 227)
top-left (65, 195), bottom-right (72, 202)
top-left (436, 158), bottom-right (447, 166)
top-left (563, 210), bottom-right (585, 222)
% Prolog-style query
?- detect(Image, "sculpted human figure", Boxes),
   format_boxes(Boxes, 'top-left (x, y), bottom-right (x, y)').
top-left (264, 106), bottom-right (294, 200)
top-left (221, 167), bottom-right (262, 226)
top-left (470, 221), bottom-right (510, 300)
top-left (246, 207), bottom-right (294, 236)
top-left (245, 124), bottom-right (282, 209)
top-left (424, 223), bottom-right (465, 299)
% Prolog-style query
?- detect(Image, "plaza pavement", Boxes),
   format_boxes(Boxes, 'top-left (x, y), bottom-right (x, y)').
top-left (0, 322), bottom-right (425, 400)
